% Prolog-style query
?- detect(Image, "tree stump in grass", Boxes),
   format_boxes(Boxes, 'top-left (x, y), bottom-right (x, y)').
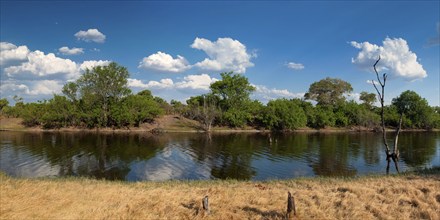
top-left (286, 191), bottom-right (296, 219)
top-left (202, 195), bottom-right (210, 215)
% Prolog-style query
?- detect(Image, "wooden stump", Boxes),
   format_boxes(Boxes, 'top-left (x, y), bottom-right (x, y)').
top-left (202, 195), bottom-right (210, 215)
top-left (286, 191), bottom-right (296, 219)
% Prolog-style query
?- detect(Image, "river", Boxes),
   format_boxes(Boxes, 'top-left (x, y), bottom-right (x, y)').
top-left (1, 131), bottom-right (439, 181)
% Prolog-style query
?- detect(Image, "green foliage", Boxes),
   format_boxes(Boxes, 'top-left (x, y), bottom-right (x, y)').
top-left (392, 90), bottom-right (433, 128)
top-left (210, 72), bottom-right (256, 127)
top-left (77, 62), bottom-right (131, 126)
top-left (356, 107), bottom-right (380, 128)
top-left (210, 72), bottom-right (255, 109)
top-left (312, 106), bottom-right (335, 128)
top-left (185, 94), bottom-right (220, 131)
top-left (304, 77), bottom-right (353, 107)
top-left (62, 82), bottom-right (79, 102)
top-left (359, 91), bottom-right (376, 109)
top-left (0, 98), bottom-right (9, 115)
top-left (110, 94), bottom-right (163, 127)
top-left (262, 99), bottom-right (307, 130)
top-left (41, 95), bottom-right (74, 128)
top-left (170, 99), bottom-right (186, 116)
top-left (20, 102), bottom-right (46, 127)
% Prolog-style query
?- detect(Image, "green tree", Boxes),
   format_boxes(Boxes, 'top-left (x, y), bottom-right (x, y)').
top-left (262, 99), bottom-right (307, 130)
top-left (62, 82), bottom-right (79, 102)
top-left (0, 98), bottom-right (9, 115)
top-left (41, 95), bottom-right (74, 128)
top-left (304, 77), bottom-right (353, 107)
top-left (210, 72), bottom-right (256, 127)
top-left (186, 94), bottom-right (220, 131)
top-left (391, 90), bottom-right (433, 128)
top-left (77, 62), bottom-right (131, 126)
top-left (110, 94), bottom-right (163, 127)
top-left (359, 91), bottom-right (376, 109)
top-left (210, 72), bottom-right (255, 109)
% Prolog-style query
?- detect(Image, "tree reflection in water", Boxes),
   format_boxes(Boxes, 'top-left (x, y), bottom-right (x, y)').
top-left (0, 131), bottom-right (438, 181)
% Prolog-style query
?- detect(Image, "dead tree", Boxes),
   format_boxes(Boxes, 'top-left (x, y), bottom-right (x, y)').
top-left (371, 56), bottom-right (402, 174)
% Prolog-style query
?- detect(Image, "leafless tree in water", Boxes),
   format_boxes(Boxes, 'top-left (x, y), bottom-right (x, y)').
top-left (371, 56), bottom-right (403, 174)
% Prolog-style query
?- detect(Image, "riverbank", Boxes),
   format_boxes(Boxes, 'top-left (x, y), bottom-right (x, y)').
top-left (1, 116), bottom-right (437, 133)
top-left (1, 171), bottom-right (439, 219)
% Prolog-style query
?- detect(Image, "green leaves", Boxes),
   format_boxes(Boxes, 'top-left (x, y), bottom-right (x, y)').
top-left (392, 90), bottom-right (434, 128)
top-left (262, 99), bottom-right (307, 130)
top-left (304, 77), bottom-right (353, 107)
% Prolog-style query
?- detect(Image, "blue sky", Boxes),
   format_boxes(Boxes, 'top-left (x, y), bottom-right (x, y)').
top-left (1, 1), bottom-right (439, 105)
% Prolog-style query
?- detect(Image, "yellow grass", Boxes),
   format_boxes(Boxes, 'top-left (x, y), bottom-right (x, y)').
top-left (1, 173), bottom-right (439, 220)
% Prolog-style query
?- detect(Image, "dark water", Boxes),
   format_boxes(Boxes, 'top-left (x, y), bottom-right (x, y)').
top-left (1, 131), bottom-right (439, 181)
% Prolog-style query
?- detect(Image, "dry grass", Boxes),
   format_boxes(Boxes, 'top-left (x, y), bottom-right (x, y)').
top-left (1, 173), bottom-right (439, 220)
top-left (0, 118), bottom-right (25, 131)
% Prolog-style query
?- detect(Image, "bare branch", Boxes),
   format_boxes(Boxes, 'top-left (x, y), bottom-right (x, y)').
top-left (372, 80), bottom-right (381, 99)
top-left (373, 56), bottom-right (383, 86)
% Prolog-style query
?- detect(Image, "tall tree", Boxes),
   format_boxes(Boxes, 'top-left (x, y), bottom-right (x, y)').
top-left (304, 77), bottom-right (353, 107)
top-left (210, 72), bottom-right (255, 109)
top-left (392, 90), bottom-right (433, 128)
top-left (359, 91), bottom-right (376, 109)
top-left (77, 62), bottom-right (131, 126)
top-left (210, 72), bottom-right (255, 127)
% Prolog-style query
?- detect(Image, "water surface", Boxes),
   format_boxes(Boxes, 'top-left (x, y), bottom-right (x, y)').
top-left (1, 131), bottom-right (439, 181)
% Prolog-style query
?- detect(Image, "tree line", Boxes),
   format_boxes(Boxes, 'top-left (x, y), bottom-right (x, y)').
top-left (1, 62), bottom-right (439, 131)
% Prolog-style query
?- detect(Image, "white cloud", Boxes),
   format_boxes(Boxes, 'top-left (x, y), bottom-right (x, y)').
top-left (0, 42), bottom-right (30, 66)
top-left (74, 28), bottom-right (106, 43)
top-left (128, 74), bottom-right (217, 91)
top-left (0, 80), bottom-right (30, 95)
top-left (138, 51), bottom-right (191, 73)
top-left (191, 37), bottom-right (254, 74)
top-left (0, 79), bottom-right (63, 97)
top-left (350, 37), bottom-right (427, 80)
top-left (79, 60), bottom-right (111, 72)
top-left (128, 78), bottom-right (174, 90)
top-left (59, 46), bottom-right (84, 55)
top-left (345, 92), bottom-right (361, 103)
top-left (286, 62), bottom-right (305, 70)
top-left (175, 74), bottom-right (218, 90)
top-left (1, 42), bottom-right (114, 101)
top-left (28, 80), bottom-right (64, 95)
top-left (252, 84), bottom-right (304, 103)
top-left (4, 50), bottom-right (79, 80)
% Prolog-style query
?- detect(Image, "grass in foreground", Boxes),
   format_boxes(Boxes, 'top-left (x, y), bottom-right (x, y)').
top-left (1, 172), bottom-right (439, 220)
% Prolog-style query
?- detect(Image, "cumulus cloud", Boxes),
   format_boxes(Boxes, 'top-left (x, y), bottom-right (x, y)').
top-left (191, 37), bottom-right (254, 73)
top-left (252, 84), bottom-right (304, 103)
top-left (59, 46), bottom-right (84, 55)
top-left (79, 60), bottom-right (111, 72)
top-left (345, 92), bottom-right (362, 103)
top-left (175, 74), bottom-right (218, 90)
top-left (350, 37), bottom-right (427, 80)
top-left (74, 28), bottom-right (106, 43)
top-left (0, 80), bottom-right (30, 95)
top-left (28, 80), bottom-right (64, 95)
top-left (138, 51), bottom-right (191, 73)
top-left (4, 50), bottom-right (79, 80)
top-left (286, 62), bottom-right (304, 70)
top-left (1, 42), bottom-right (113, 101)
top-left (0, 42), bottom-right (30, 66)
top-left (128, 74), bottom-right (217, 91)
top-left (128, 78), bottom-right (174, 89)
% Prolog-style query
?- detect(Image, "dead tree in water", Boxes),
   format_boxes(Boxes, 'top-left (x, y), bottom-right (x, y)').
top-left (371, 56), bottom-right (402, 174)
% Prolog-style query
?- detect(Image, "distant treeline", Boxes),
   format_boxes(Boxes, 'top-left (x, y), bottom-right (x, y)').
top-left (1, 62), bottom-right (439, 131)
